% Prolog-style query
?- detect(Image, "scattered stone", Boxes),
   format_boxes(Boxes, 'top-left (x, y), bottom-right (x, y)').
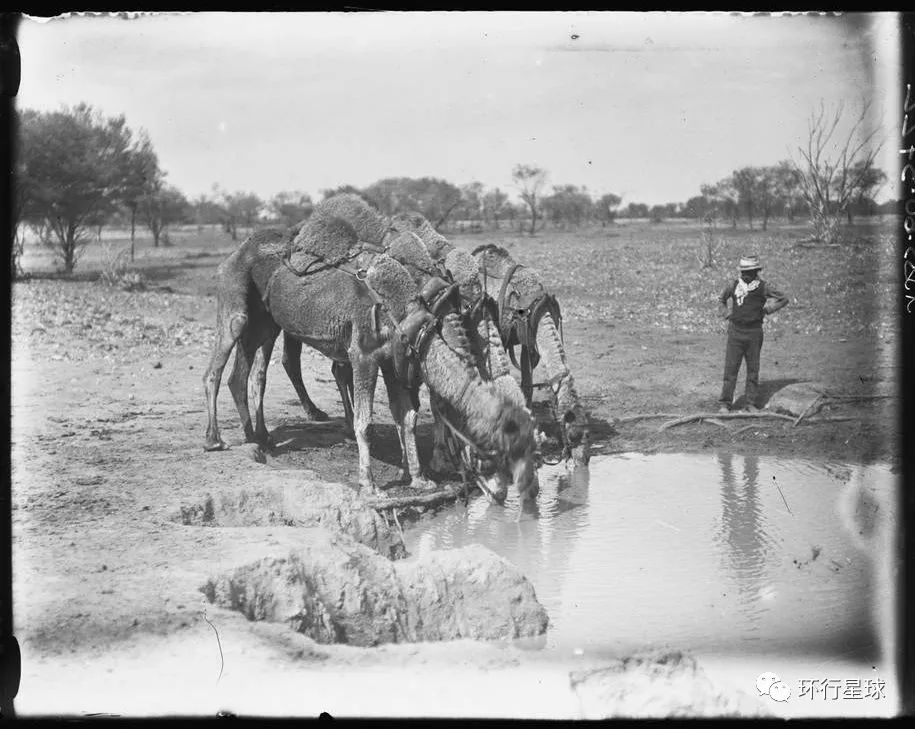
top-left (765, 381), bottom-right (829, 417)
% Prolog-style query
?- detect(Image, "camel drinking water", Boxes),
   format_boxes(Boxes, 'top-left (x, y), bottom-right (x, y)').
top-left (202, 212), bottom-right (539, 503)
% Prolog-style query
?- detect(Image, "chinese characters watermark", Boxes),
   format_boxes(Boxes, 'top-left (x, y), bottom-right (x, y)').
top-left (756, 673), bottom-right (887, 702)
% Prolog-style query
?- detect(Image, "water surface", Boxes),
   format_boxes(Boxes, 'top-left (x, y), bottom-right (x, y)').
top-left (404, 452), bottom-right (897, 662)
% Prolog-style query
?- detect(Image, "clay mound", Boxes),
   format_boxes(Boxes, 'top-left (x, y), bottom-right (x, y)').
top-left (765, 381), bottom-right (830, 417)
top-left (202, 537), bottom-right (549, 647)
top-left (386, 231), bottom-right (438, 281)
top-left (288, 212), bottom-right (359, 271)
top-left (314, 193), bottom-right (390, 245)
top-left (365, 254), bottom-right (418, 322)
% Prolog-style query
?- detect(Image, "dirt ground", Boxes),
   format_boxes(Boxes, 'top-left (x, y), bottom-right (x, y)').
top-left (8, 219), bottom-right (901, 718)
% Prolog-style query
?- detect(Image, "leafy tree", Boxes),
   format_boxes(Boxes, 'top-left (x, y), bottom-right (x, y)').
top-left (120, 131), bottom-right (160, 260)
top-left (17, 103), bottom-right (141, 273)
top-left (773, 160), bottom-right (805, 222)
top-left (363, 177), bottom-right (462, 228)
top-left (511, 163), bottom-right (548, 236)
top-left (141, 182), bottom-right (189, 247)
top-left (542, 184), bottom-right (593, 228)
top-left (846, 161), bottom-right (887, 222)
top-left (213, 187), bottom-right (263, 240)
top-left (594, 193), bottom-right (622, 226)
top-left (456, 182), bottom-right (484, 226)
top-left (269, 190), bottom-right (313, 227)
top-left (620, 202), bottom-right (649, 219)
top-left (701, 180), bottom-right (739, 228)
top-left (790, 100), bottom-right (882, 243)
top-left (481, 187), bottom-right (509, 229)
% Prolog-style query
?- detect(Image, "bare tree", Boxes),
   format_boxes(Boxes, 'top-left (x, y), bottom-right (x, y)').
top-left (791, 100), bottom-right (882, 243)
top-left (512, 164), bottom-right (548, 236)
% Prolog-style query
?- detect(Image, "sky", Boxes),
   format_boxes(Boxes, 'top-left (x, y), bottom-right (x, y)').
top-left (15, 11), bottom-right (901, 207)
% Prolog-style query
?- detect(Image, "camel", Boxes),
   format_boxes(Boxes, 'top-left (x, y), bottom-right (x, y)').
top-left (202, 212), bottom-right (539, 504)
top-left (469, 243), bottom-right (592, 467)
top-left (274, 197), bottom-right (533, 489)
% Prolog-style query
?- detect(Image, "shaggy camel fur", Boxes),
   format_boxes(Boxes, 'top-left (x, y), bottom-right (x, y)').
top-left (202, 215), bottom-right (538, 502)
top-left (279, 198), bottom-right (533, 488)
top-left (389, 212), bottom-right (533, 477)
top-left (471, 243), bottom-right (592, 467)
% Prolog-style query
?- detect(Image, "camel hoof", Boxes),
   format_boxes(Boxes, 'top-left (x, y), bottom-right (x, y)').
top-left (203, 439), bottom-right (228, 452)
top-left (239, 443), bottom-right (267, 464)
top-left (306, 407), bottom-right (329, 422)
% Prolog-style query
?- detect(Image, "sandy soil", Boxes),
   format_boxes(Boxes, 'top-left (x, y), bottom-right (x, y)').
top-left (9, 221), bottom-right (902, 718)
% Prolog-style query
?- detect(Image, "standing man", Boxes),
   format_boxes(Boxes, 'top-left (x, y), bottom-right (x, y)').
top-left (717, 255), bottom-right (789, 412)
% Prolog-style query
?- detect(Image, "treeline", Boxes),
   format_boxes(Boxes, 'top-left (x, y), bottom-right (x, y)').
top-left (13, 102), bottom-right (890, 277)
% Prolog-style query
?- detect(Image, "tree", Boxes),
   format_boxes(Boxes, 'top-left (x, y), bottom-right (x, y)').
top-left (269, 190), bottom-right (313, 226)
top-left (731, 167), bottom-right (758, 228)
top-left (511, 164), bottom-right (548, 236)
top-left (456, 182), bottom-right (484, 228)
top-left (620, 202), bottom-right (648, 219)
top-left (214, 188), bottom-right (263, 241)
top-left (701, 180), bottom-right (739, 228)
top-left (481, 187), bottom-right (509, 229)
top-left (17, 103), bottom-right (140, 273)
top-left (363, 177), bottom-right (462, 228)
top-left (140, 182), bottom-right (189, 247)
top-left (790, 100), bottom-right (883, 243)
top-left (846, 161), bottom-right (887, 222)
top-left (120, 131), bottom-right (160, 260)
top-left (542, 184), bottom-right (593, 228)
top-left (594, 193), bottom-right (622, 226)
top-left (773, 160), bottom-right (805, 222)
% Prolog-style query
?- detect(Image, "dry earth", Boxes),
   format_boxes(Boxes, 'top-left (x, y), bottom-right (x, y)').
top-left (9, 219), bottom-right (902, 718)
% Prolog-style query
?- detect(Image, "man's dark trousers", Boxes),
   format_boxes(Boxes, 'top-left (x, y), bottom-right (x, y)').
top-left (720, 323), bottom-right (764, 407)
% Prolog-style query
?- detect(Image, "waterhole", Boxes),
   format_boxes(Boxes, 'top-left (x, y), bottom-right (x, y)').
top-left (403, 452), bottom-right (897, 663)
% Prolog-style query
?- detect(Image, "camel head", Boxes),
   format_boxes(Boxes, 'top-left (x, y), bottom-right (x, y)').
top-left (471, 390), bottom-right (540, 508)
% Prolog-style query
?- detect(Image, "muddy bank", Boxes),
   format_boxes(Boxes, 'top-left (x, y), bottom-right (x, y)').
top-left (175, 480), bottom-right (407, 560)
top-left (202, 529), bottom-right (548, 646)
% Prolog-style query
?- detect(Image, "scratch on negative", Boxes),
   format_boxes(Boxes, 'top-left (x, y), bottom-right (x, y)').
top-left (656, 519), bottom-right (681, 532)
top-left (203, 608), bottom-right (225, 684)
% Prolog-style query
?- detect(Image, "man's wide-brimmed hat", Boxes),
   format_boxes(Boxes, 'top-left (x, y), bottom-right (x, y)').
top-left (738, 255), bottom-right (762, 271)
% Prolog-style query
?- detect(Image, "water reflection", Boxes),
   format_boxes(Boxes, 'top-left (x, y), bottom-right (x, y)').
top-left (405, 454), bottom-right (895, 661)
top-left (715, 453), bottom-right (769, 633)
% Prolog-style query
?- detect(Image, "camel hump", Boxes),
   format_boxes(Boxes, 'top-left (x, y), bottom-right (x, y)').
top-left (313, 193), bottom-right (389, 246)
top-left (365, 254), bottom-right (418, 321)
top-left (387, 231), bottom-right (437, 276)
top-left (443, 248), bottom-right (480, 287)
top-left (288, 212), bottom-right (359, 270)
top-left (390, 212), bottom-right (452, 261)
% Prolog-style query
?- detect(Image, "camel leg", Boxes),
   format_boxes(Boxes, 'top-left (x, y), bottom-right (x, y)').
top-left (349, 349), bottom-right (378, 494)
top-left (281, 332), bottom-right (329, 422)
top-left (381, 364), bottom-right (436, 490)
top-left (203, 306), bottom-right (248, 451)
top-left (227, 326), bottom-right (260, 444)
top-left (332, 360), bottom-right (355, 437)
top-left (428, 394), bottom-right (456, 476)
top-left (520, 345), bottom-right (534, 409)
top-left (249, 324), bottom-right (281, 450)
